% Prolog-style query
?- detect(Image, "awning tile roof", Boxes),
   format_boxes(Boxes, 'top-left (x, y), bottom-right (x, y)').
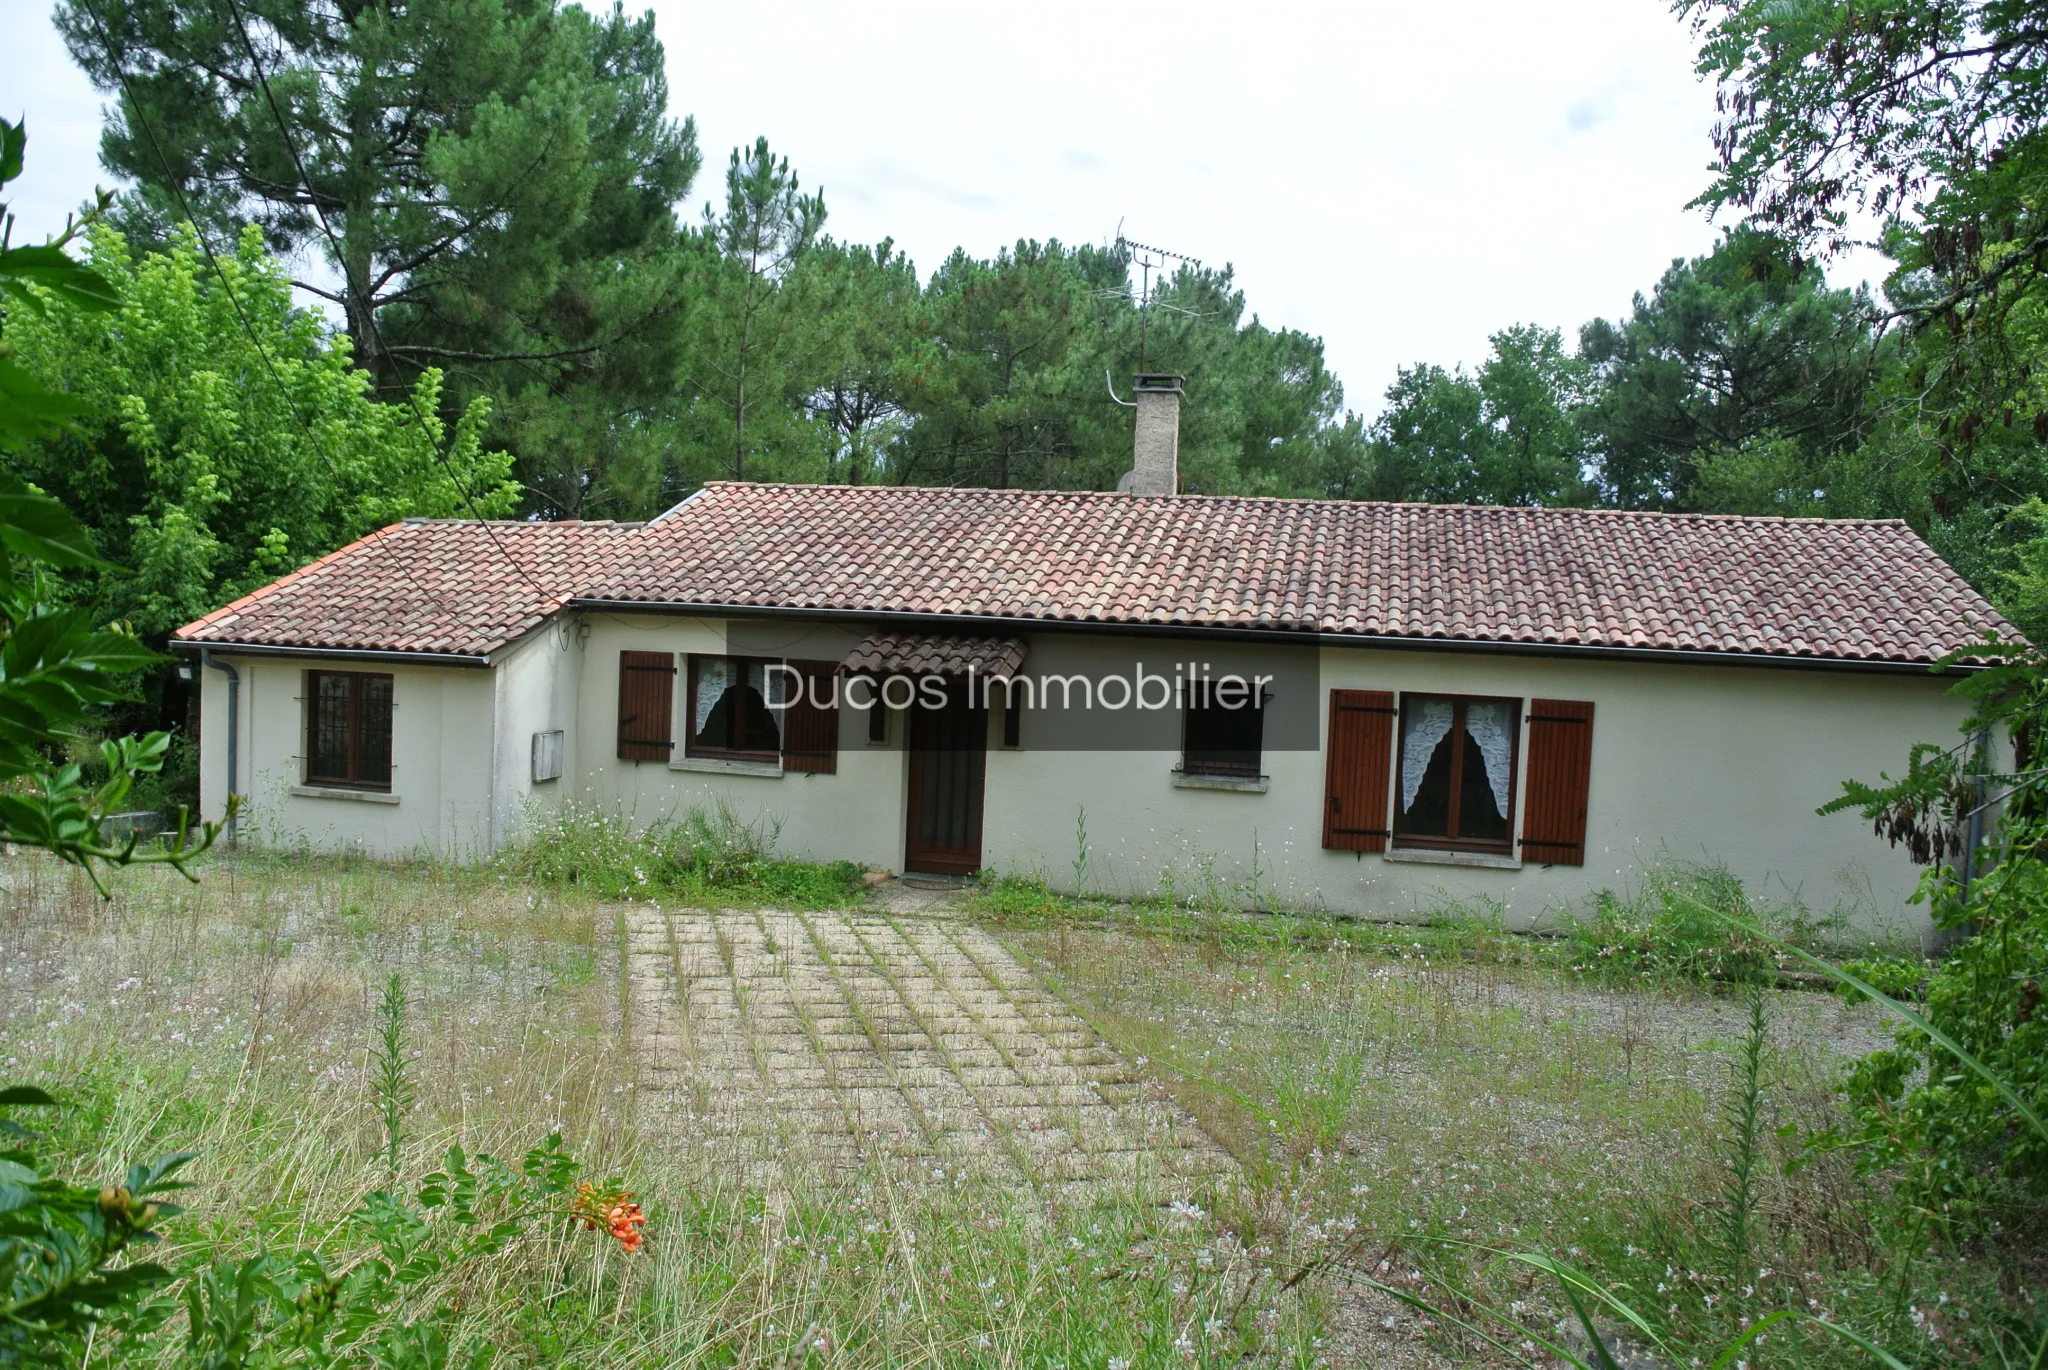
top-left (843, 632), bottom-right (1029, 679)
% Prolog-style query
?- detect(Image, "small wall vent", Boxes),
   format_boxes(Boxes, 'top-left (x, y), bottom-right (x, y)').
top-left (531, 729), bottom-right (564, 783)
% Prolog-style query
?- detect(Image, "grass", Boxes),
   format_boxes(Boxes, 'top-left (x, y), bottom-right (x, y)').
top-left (497, 799), bottom-right (868, 908)
top-left (0, 851), bottom-right (1320, 1367)
top-left (970, 856), bottom-right (1923, 994)
top-left (1, 841), bottom-right (2033, 1367)
top-left (993, 908), bottom-right (2035, 1366)
top-left (969, 871), bottom-right (1542, 972)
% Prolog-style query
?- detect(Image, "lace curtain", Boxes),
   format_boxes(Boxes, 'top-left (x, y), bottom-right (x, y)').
top-left (695, 658), bottom-right (736, 737)
top-left (1401, 697), bottom-right (1514, 818)
top-left (1400, 698), bottom-right (1455, 812)
top-left (1464, 699), bottom-right (1513, 819)
top-left (749, 660), bottom-right (785, 710)
top-left (695, 658), bottom-right (785, 739)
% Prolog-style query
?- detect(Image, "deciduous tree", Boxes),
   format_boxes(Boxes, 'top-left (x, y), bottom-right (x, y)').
top-left (4, 224), bottom-right (516, 640)
top-left (1363, 326), bottom-right (1591, 507)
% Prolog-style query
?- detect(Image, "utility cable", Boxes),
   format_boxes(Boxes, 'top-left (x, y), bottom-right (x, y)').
top-left (75, 0), bottom-right (458, 619)
top-left (219, 0), bottom-right (556, 602)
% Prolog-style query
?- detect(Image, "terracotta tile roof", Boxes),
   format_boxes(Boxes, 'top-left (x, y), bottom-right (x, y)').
top-left (843, 632), bottom-right (1029, 679)
top-left (175, 484), bottom-right (2015, 667)
top-left (578, 483), bottom-right (2014, 665)
top-left (174, 520), bottom-right (643, 658)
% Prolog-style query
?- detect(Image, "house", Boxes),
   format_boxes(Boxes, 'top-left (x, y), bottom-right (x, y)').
top-left (171, 383), bottom-right (2009, 933)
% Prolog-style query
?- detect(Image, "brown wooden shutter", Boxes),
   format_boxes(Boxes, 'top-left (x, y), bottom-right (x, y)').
top-left (1521, 698), bottom-right (1594, 865)
top-left (616, 651), bottom-right (675, 761)
top-left (780, 659), bottom-right (840, 774)
top-left (1323, 689), bottom-right (1396, 852)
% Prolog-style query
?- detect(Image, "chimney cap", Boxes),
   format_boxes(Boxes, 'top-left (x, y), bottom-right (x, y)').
top-left (1133, 373), bottom-right (1185, 394)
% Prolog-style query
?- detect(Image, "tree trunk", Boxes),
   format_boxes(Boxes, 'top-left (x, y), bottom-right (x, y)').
top-left (733, 247), bottom-right (764, 481)
top-left (344, 73), bottom-right (380, 382)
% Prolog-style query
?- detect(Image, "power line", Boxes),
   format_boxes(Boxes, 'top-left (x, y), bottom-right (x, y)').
top-left (75, 0), bottom-right (458, 620)
top-left (219, 0), bottom-right (554, 602)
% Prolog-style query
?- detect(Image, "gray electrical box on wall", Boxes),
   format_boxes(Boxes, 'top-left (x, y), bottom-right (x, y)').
top-left (531, 730), bottom-right (564, 782)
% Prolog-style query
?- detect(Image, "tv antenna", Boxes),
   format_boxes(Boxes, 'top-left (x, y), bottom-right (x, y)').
top-left (1115, 224), bottom-right (1202, 370)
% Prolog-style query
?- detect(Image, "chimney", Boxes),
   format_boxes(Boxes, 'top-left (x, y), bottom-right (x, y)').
top-left (1126, 373), bottom-right (1184, 495)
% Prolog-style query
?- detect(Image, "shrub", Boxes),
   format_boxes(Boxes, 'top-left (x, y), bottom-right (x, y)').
top-left (1563, 860), bottom-right (1830, 983)
top-left (1818, 640), bottom-right (2048, 1227)
top-left (3, 1058), bottom-right (629, 1364)
top-left (125, 730), bottom-right (201, 819)
top-left (0, 1086), bottom-right (191, 1364)
top-left (1830, 821), bottom-right (2048, 1221)
top-left (502, 801), bottom-right (863, 907)
top-left (174, 1134), bottom-right (616, 1368)
top-left (1834, 954), bottom-right (1926, 1003)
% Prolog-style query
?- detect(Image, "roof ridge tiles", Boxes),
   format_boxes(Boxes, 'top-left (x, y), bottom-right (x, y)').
top-left (691, 479), bottom-right (1911, 528)
top-left (391, 517), bottom-right (645, 528)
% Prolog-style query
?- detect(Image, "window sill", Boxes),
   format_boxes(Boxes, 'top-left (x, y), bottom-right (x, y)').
top-left (671, 756), bottom-right (783, 779)
top-left (291, 784), bottom-right (399, 805)
top-left (1385, 846), bottom-right (1520, 870)
top-left (1170, 770), bottom-right (1269, 793)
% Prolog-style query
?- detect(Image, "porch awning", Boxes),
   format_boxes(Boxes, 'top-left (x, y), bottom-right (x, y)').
top-left (841, 632), bottom-right (1027, 680)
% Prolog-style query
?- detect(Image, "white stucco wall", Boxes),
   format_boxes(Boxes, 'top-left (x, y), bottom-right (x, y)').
top-left (191, 612), bottom-right (1970, 937)
top-left (489, 624), bottom-right (584, 845)
top-left (565, 615), bottom-right (1962, 935)
top-left (194, 653), bottom-right (498, 858)
top-left (572, 614), bottom-right (908, 870)
top-left (975, 636), bottom-right (1965, 937)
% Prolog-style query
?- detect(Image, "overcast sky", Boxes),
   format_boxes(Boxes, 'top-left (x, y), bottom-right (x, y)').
top-left (1, 0), bottom-right (1891, 417)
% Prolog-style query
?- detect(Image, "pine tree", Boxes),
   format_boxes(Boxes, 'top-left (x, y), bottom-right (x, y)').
top-left (58, 0), bottom-right (699, 496)
top-left (796, 238), bottom-right (923, 485)
top-left (680, 138), bottom-right (826, 481)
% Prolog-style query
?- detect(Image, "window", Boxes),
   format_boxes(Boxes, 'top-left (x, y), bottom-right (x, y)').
top-left (306, 671), bottom-right (394, 789)
top-left (867, 685), bottom-right (889, 744)
top-left (1393, 694), bottom-right (1518, 852)
top-left (686, 655), bottom-right (784, 761)
top-left (1181, 676), bottom-right (1265, 778)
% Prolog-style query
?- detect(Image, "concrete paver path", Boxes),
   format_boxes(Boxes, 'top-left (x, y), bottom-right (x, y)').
top-left (624, 903), bottom-right (1231, 1194)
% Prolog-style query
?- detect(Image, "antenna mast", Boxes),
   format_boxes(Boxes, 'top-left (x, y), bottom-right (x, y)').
top-left (1115, 231), bottom-right (1202, 371)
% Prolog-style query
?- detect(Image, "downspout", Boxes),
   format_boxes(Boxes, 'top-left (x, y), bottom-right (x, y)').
top-left (1962, 770), bottom-right (1987, 901)
top-left (1949, 726), bottom-right (1992, 955)
top-left (487, 657), bottom-right (500, 858)
top-left (199, 647), bottom-right (239, 847)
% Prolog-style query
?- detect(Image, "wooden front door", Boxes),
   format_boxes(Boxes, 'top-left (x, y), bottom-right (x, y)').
top-left (904, 678), bottom-right (987, 875)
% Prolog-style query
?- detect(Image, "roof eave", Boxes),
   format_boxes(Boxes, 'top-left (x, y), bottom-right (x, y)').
top-left (565, 597), bottom-right (1982, 677)
top-left (169, 639), bottom-right (495, 668)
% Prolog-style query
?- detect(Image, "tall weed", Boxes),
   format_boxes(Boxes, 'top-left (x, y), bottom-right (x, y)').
top-left (501, 801), bottom-right (862, 908)
top-left (1718, 982), bottom-right (1769, 1285)
top-left (1563, 859), bottom-right (1838, 984)
top-left (373, 973), bottom-right (412, 1180)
